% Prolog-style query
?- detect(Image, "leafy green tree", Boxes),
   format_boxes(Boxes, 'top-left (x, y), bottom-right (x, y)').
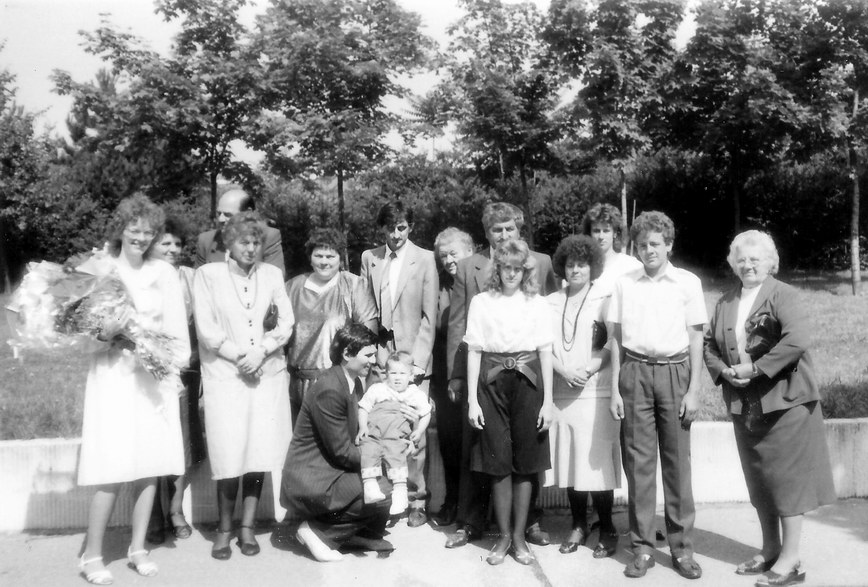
top-left (443, 0), bottom-right (561, 244)
top-left (252, 0), bottom-right (430, 232)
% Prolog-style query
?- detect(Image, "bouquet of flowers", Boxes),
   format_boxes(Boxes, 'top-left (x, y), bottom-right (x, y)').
top-left (6, 248), bottom-right (179, 381)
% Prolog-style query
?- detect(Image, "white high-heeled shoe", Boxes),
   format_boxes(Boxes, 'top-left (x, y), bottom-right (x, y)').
top-left (296, 521), bottom-right (343, 562)
top-left (127, 547), bottom-right (158, 577)
top-left (79, 555), bottom-right (113, 585)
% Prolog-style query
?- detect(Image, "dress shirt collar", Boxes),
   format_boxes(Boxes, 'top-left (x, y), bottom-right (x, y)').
top-left (226, 254), bottom-right (259, 278)
top-left (387, 240), bottom-right (410, 263)
top-left (341, 366), bottom-right (359, 396)
top-left (636, 260), bottom-right (677, 283)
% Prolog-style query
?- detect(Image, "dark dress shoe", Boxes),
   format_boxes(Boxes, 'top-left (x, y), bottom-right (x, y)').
top-left (444, 526), bottom-right (479, 549)
top-left (168, 512), bottom-right (192, 540)
top-left (755, 564), bottom-right (805, 586)
top-left (624, 554), bottom-right (656, 578)
top-left (211, 530), bottom-right (233, 560)
top-left (431, 504), bottom-right (457, 527)
top-left (237, 526), bottom-right (260, 556)
top-left (672, 555), bottom-right (703, 580)
top-left (559, 527), bottom-right (587, 554)
top-left (593, 530), bottom-right (618, 558)
top-left (407, 508), bottom-right (428, 528)
top-left (525, 524), bottom-right (551, 546)
top-left (737, 556), bottom-right (779, 575)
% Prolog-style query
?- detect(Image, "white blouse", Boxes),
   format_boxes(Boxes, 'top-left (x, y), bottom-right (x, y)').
top-left (464, 291), bottom-right (554, 353)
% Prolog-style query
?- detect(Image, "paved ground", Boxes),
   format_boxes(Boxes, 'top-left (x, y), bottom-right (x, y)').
top-left (2, 500), bottom-right (866, 587)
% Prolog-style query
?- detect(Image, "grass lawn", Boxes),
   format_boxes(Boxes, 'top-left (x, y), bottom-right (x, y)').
top-left (1, 274), bottom-right (867, 440)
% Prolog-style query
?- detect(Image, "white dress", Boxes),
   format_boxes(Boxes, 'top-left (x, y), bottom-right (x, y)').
top-left (78, 258), bottom-right (190, 485)
top-left (544, 283), bottom-right (621, 491)
top-left (194, 259), bottom-right (294, 479)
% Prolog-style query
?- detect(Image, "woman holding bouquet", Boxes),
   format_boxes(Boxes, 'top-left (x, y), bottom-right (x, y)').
top-left (78, 195), bottom-right (190, 584)
top-left (193, 211), bottom-right (294, 560)
top-left (704, 230), bottom-right (835, 587)
top-left (544, 235), bottom-right (621, 558)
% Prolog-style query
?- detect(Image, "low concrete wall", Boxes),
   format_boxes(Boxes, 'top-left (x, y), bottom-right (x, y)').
top-left (2, 419), bottom-right (865, 533)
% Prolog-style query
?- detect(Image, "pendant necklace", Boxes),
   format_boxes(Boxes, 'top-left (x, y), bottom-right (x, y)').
top-left (561, 284), bottom-right (591, 352)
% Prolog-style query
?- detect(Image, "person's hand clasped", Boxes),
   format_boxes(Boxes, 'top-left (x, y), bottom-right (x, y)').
top-left (537, 401), bottom-right (554, 432)
top-left (237, 347), bottom-right (266, 376)
top-left (467, 400), bottom-right (484, 429)
top-left (401, 438), bottom-right (415, 456)
top-left (564, 366), bottom-right (589, 388)
top-left (721, 367), bottom-right (750, 388)
top-left (730, 362), bottom-right (755, 381)
top-left (447, 379), bottom-right (465, 403)
top-left (354, 428), bottom-right (368, 446)
top-left (399, 402), bottom-right (420, 425)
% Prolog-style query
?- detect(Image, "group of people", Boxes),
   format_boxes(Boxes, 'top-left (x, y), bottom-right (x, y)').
top-left (73, 189), bottom-right (836, 587)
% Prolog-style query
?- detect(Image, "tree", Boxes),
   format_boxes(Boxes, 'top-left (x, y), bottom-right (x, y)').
top-left (252, 0), bottom-right (430, 232)
top-left (544, 0), bottom-right (685, 237)
top-left (444, 0), bottom-right (561, 244)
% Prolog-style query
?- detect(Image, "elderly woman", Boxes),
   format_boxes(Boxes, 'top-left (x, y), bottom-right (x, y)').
top-left (285, 227), bottom-right (378, 424)
top-left (430, 227), bottom-right (474, 526)
top-left (77, 194), bottom-right (190, 584)
top-left (194, 211), bottom-right (294, 560)
top-left (704, 230), bottom-right (835, 586)
top-left (580, 203), bottom-right (642, 291)
top-left (147, 217), bottom-right (206, 544)
top-left (544, 235), bottom-right (620, 558)
top-left (465, 239), bottom-right (554, 566)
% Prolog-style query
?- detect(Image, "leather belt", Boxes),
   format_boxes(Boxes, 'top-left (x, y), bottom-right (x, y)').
top-left (625, 349), bottom-right (689, 365)
top-left (481, 351), bottom-right (538, 388)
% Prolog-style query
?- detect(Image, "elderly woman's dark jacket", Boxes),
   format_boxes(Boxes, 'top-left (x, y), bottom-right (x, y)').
top-left (704, 276), bottom-right (821, 415)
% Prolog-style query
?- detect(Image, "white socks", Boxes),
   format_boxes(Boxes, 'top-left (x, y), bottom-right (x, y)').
top-left (363, 478), bottom-right (386, 504)
top-left (390, 482), bottom-right (408, 515)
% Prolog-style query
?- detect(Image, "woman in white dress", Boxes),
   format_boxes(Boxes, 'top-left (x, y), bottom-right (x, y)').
top-left (193, 211), bottom-right (294, 560)
top-left (78, 194), bottom-right (190, 585)
top-left (580, 203), bottom-right (643, 292)
top-left (545, 235), bottom-right (621, 558)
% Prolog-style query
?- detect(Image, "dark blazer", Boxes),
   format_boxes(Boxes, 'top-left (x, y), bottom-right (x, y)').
top-left (195, 226), bottom-right (285, 277)
top-left (280, 365), bottom-right (362, 518)
top-left (704, 276), bottom-right (820, 415)
top-left (446, 247), bottom-right (558, 382)
top-left (360, 241), bottom-right (438, 373)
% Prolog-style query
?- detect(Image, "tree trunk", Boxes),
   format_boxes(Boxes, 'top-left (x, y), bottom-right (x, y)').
top-left (519, 164), bottom-right (534, 248)
top-left (0, 217), bottom-right (10, 293)
top-left (849, 144), bottom-right (861, 295)
top-left (619, 167), bottom-right (628, 251)
top-left (209, 171), bottom-right (218, 221)
top-left (337, 167), bottom-right (349, 267)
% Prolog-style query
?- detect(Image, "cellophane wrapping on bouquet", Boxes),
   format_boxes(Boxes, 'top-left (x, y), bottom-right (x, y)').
top-left (5, 249), bottom-right (179, 381)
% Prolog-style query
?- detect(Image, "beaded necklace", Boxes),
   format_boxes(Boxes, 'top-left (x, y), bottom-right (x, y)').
top-left (561, 283), bottom-right (591, 352)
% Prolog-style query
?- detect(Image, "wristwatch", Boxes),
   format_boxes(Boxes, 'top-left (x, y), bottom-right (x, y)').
top-left (751, 363), bottom-right (759, 378)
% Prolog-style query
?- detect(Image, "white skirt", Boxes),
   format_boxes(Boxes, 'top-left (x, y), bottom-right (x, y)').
top-left (544, 395), bottom-right (622, 491)
top-left (78, 350), bottom-right (185, 485)
top-left (203, 370), bottom-right (291, 479)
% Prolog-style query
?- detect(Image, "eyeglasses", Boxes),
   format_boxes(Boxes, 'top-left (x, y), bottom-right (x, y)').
top-left (125, 228), bottom-right (156, 239)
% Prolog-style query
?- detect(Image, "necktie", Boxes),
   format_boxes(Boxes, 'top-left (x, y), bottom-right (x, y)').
top-left (353, 378), bottom-right (364, 399)
top-left (380, 251), bottom-right (397, 330)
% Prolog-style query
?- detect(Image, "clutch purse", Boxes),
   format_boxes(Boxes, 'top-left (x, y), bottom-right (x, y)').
top-left (591, 320), bottom-right (608, 351)
top-left (263, 301), bottom-right (278, 331)
top-left (744, 312), bottom-right (781, 361)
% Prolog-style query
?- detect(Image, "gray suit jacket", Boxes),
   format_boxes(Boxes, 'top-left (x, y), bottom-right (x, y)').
top-left (446, 247), bottom-right (558, 382)
top-left (360, 241), bottom-right (438, 373)
top-left (704, 276), bottom-right (820, 415)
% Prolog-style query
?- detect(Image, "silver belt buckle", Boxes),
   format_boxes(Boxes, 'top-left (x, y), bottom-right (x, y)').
top-left (503, 356), bottom-right (517, 370)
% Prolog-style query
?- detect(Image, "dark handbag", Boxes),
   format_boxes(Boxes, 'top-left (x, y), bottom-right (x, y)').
top-left (263, 301), bottom-right (278, 331)
top-left (744, 312), bottom-right (781, 361)
top-left (591, 320), bottom-right (608, 351)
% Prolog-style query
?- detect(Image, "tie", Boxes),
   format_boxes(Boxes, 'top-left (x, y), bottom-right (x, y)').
top-left (353, 378), bottom-right (364, 399)
top-left (380, 251), bottom-right (397, 330)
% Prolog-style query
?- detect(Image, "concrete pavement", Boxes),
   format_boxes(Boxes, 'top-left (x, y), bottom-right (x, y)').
top-left (2, 500), bottom-right (866, 587)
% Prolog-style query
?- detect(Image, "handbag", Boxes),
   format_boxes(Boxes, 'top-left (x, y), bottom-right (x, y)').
top-left (744, 312), bottom-right (781, 361)
top-left (263, 301), bottom-right (278, 331)
top-left (591, 320), bottom-right (608, 351)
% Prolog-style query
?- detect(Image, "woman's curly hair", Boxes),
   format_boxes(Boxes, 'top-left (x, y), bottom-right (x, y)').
top-left (552, 235), bottom-right (604, 281)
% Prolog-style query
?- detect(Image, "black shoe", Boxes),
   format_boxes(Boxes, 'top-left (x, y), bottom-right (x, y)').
top-left (525, 523), bottom-right (551, 546)
top-left (407, 508), bottom-right (428, 528)
top-left (624, 554), bottom-right (656, 578)
top-left (168, 512), bottom-right (192, 540)
top-left (211, 530), bottom-right (233, 560)
top-left (593, 529), bottom-right (618, 558)
top-left (444, 526), bottom-right (479, 549)
top-left (431, 503), bottom-right (457, 527)
top-left (237, 526), bottom-right (260, 556)
top-left (559, 527), bottom-right (587, 554)
top-left (672, 555), bottom-right (703, 580)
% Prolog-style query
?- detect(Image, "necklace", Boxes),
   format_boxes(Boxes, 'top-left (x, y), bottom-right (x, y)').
top-left (227, 260), bottom-right (258, 310)
top-left (561, 284), bottom-right (591, 352)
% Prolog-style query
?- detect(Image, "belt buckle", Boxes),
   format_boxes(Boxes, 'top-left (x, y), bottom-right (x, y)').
top-left (503, 357), bottom-right (517, 370)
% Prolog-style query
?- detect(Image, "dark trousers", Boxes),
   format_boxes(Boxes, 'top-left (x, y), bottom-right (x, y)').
top-left (430, 383), bottom-right (462, 508)
top-left (454, 401), bottom-right (542, 533)
top-left (620, 358), bottom-right (695, 557)
top-left (307, 499), bottom-right (392, 552)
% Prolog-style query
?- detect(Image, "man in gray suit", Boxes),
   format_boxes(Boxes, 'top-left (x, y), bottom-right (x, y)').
top-left (196, 188), bottom-right (285, 276)
top-left (361, 201), bottom-right (438, 528)
top-left (443, 202), bottom-right (558, 548)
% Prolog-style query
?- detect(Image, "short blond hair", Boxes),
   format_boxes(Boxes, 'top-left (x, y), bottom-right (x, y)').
top-left (727, 230), bottom-right (780, 275)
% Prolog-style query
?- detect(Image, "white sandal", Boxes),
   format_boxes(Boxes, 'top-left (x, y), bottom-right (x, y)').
top-left (79, 555), bottom-right (113, 585)
top-left (127, 547), bottom-right (158, 577)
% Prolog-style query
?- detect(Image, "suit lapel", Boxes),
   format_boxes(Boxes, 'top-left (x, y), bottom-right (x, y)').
top-left (472, 249), bottom-right (491, 294)
top-left (748, 276), bottom-right (776, 316)
top-left (370, 246), bottom-right (388, 302)
top-left (392, 242), bottom-right (417, 308)
top-left (720, 289), bottom-right (740, 365)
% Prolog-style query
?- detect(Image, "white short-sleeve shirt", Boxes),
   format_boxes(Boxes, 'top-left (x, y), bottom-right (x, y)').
top-left (607, 263), bottom-right (707, 357)
top-left (464, 291), bottom-right (554, 353)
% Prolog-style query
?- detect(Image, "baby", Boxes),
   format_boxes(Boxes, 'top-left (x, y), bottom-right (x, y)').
top-left (357, 351), bottom-right (431, 515)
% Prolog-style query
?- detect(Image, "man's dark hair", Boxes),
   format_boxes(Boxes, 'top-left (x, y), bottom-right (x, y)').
top-left (329, 323), bottom-right (378, 365)
top-left (376, 201), bottom-right (414, 228)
